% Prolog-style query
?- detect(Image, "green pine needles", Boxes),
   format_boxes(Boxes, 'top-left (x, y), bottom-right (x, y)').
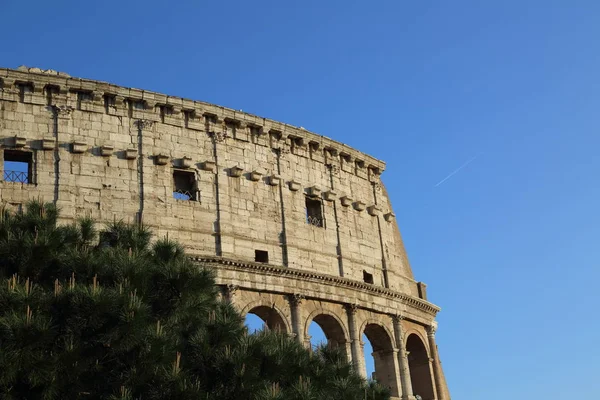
top-left (0, 201), bottom-right (390, 400)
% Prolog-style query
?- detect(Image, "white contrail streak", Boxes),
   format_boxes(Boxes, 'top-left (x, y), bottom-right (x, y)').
top-left (434, 154), bottom-right (480, 187)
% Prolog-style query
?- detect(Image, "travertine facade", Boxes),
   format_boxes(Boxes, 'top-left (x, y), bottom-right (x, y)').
top-left (0, 66), bottom-right (450, 400)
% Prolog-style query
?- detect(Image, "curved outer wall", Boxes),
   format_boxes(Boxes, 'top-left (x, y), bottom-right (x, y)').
top-left (0, 67), bottom-right (450, 400)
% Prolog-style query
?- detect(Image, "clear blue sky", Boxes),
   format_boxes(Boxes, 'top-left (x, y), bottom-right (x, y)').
top-left (2, 1), bottom-right (600, 398)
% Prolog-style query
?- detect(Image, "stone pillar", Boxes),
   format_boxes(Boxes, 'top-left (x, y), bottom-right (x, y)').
top-left (343, 340), bottom-right (353, 363)
top-left (427, 324), bottom-right (446, 400)
top-left (289, 294), bottom-right (305, 344)
top-left (392, 315), bottom-right (415, 400)
top-left (346, 304), bottom-right (366, 378)
top-left (304, 334), bottom-right (313, 350)
top-left (133, 119), bottom-right (154, 226)
top-left (428, 357), bottom-right (439, 400)
top-left (373, 348), bottom-right (402, 397)
top-left (223, 284), bottom-right (239, 306)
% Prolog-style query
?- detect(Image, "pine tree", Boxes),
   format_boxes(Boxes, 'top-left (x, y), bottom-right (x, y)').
top-left (0, 201), bottom-right (389, 400)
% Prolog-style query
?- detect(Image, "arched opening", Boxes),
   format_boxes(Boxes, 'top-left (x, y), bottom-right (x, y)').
top-left (244, 305), bottom-right (288, 334)
top-left (406, 334), bottom-right (435, 400)
top-left (362, 333), bottom-right (375, 378)
top-left (308, 314), bottom-right (347, 355)
top-left (363, 324), bottom-right (400, 397)
top-left (308, 321), bottom-right (327, 349)
top-left (245, 313), bottom-right (266, 333)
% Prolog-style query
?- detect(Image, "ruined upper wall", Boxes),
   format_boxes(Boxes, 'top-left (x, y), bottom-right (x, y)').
top-left (0, 66), bottom-right (421, 297)
top-left (1, 66), bottom-right (386, 173)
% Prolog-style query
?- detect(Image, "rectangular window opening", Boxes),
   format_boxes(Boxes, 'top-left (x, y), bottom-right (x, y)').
top-left (255, 250), bottom-right (269, 263)
top-left (104, 95), bottom-right (116, 114)
top-left (76, 91), bottom-right (93, 110)
top-left (225, 121), bottom-right (236, 138)
top-left (45, 85), bottom-right (59, 106)
top-left (17, 83), bottom-right (34, 103)
top-left (183, 110), bottom-right (193, 128)
top-left (363, 270), bottom-right (374, 284)
top-left (306, 197), bottom-right (324, 228)
top-left (159, 105), bottom-right (174, 123)
top-left (417, 282), bottom-right (428, 300)
top-left (173, 169), bottom-right (197, 201)
top-left (3, 150), bottom-right (33, 184)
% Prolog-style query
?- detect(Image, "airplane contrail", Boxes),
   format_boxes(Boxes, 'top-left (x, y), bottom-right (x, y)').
top-left (434, 154), bottom-right (480, 187)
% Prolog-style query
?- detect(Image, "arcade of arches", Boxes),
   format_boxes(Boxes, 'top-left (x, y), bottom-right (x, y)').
top-left (230, 287), bottom-right (449, 400)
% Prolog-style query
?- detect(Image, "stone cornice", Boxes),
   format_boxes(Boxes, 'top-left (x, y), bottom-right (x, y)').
top-left (0, 67), bottom-right (386, 175)
top-left (193, 256), bottom-right (440, 316)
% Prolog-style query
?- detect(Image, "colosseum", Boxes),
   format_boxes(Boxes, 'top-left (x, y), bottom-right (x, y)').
top-left (0, 66), bottom-right (450, 400)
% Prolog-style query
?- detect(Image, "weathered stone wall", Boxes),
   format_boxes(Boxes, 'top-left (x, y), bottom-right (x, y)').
top-left (0, 66), bottom-right (451, 400)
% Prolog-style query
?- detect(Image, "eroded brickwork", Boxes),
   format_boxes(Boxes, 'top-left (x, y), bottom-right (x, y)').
top-left (0, 66), bottom-right (450, 400)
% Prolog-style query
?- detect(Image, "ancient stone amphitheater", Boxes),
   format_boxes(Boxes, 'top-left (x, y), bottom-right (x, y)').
top-left (0, 66), bottom-right (450, 400)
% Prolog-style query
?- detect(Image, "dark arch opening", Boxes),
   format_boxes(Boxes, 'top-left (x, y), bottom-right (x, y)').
top-left (310, 314), bottom-right (346, 348)
top-left (363, 324), bottom-right (400, 397)
top-left (245, 305), bottom-right (287, 334)
top-left (406, 334), bottom-right (435, 400)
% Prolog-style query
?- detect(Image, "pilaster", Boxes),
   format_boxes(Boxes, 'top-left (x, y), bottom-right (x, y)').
top-left (427, 324), bottom-right (446, 400)
top-left (346, 304), bottom-right (366, 378)
top-left (393, 315), bottom-right (415, 400)
top-left (289, 294), bottom-right (306, 345)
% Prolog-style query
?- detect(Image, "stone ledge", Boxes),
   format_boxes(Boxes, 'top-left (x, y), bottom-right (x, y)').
top-left (193, 256), bottom-right (440, 316)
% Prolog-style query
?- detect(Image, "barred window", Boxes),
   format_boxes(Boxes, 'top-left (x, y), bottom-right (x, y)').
top-left (3, 150), bottom-right (33, 184)
top-left (173, 169), bottom-right (197, 201)
top-left (305, 197), bottom-right (323, 228)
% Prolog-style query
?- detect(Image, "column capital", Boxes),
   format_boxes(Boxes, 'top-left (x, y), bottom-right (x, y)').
top-left (289, 293), bottom-right (305, 306)
top-left (345, 303), bottom-right (359, 314)
top-left (53, 104), bottom-right (74, 116)
top-left (392, 314), bottom-right (406, 324)
top-left (225, 284), bottom-right (239, 296)
top-left (210, 130), bottom-right (230, 143)
top-left (135, 119), bottom-right (154, 130)
top-left (427, 322), bottom-right (438, 337)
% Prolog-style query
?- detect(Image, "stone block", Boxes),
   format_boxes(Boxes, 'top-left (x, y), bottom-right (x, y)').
top-left (71, 141), bottom-right (88, 154)
top-left (307, 185), bottom-right (321, 197)
top-left (367, 205), bottom-right (381, 216)
top-left (36, 138), bottom-right (54, 150)
top-left (154, 154), bottom-right (169, 165)
top-left (384, 212), bottom-right (395, 222)
top-left (340, 195), bottom-right (353, 207)
top-left (249, 170), bottom-right (263, 182)
top-left (124, 148), bottom-right (137, 159)
top-left (174, 156), bottom-right (193, 169)
top-left (4, 136), bottom-right (27, 148)
top-left (322, 190), bottom-right (337, 202)
top-left (100, 144), bottom-right (114, 157)
top-left (229, 166), bottom-right (244, 177)
top-left (268, 174), bottom-right (281, 186)
top-left (288, 180), bottom-right (301, 191)
top-left (353, 201), bottom-right (366, 212)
